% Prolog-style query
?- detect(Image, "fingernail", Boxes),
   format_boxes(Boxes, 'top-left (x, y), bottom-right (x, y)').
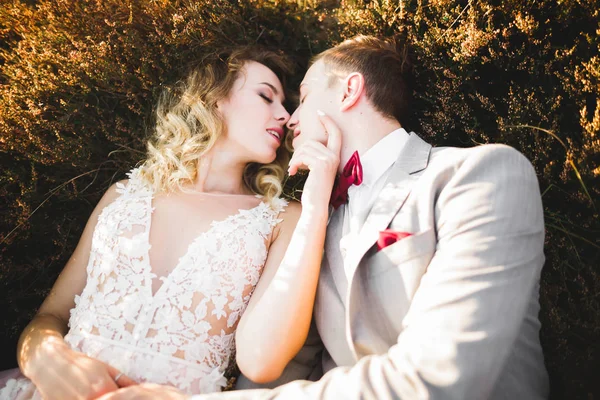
top-left (317, 110), bottom-right (325, 116)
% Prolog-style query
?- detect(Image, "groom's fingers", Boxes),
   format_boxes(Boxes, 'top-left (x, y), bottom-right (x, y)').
top-left (318, 111), bottom-right (342, 157)
top-left (97, 383), bottom-right (186, 400)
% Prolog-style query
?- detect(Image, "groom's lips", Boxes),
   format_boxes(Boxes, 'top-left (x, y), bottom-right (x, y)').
top-left (293, 129), bottom-right (301, 138)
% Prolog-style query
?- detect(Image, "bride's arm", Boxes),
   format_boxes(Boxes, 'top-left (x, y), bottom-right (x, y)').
top-left (17, 182), bottom-right (133, 399)
top-left (235, 114), bottom-right (341, 384)
top-left (235, 200), bottom-right (326, 384)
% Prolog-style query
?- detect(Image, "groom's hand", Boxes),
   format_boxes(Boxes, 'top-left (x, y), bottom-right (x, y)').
top-left (96, 383), bottom-right (188, 400)
top-left (288, 110), bottom-right (342, 208)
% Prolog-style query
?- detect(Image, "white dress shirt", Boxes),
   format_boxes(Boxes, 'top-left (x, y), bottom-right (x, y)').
top-left (340, 128), bottom-right (410, 276)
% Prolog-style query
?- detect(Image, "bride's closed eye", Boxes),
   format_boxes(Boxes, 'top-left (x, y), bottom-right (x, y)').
top-left (259, 93), bottom-right (273, 103)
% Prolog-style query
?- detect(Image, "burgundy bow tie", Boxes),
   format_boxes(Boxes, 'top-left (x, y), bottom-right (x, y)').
top-left (330, 151), bottom-right (363, 209)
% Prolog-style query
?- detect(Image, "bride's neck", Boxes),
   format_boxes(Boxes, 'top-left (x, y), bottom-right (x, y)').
top-left (192, 147), bottom-right (249, 195)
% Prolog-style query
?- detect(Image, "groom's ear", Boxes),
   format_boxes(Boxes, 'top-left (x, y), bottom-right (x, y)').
top-left (340, 72), bottom-right (365, 112)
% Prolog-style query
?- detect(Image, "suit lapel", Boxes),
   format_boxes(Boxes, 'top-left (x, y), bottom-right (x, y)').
top-left (325, 204), bottom-right (349, 301)
top-left (344, 133), bottom-right (432, 285)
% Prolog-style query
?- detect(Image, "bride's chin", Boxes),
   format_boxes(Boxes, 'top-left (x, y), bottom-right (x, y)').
top-left (251, 152), bottom-right (278, 165)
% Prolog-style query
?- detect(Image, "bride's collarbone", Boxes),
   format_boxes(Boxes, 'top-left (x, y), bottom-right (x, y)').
top-left (152, 191), bottom-right (261, 215)
top-left (145, 192), bottom-right (265, 268)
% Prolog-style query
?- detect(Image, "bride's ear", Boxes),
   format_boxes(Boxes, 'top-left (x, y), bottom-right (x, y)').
top-left (340, 72), bottom-right (365, 112)
top-left (215, 99), bottom-right (228, 119)
top-left (215, 93), bottom-right (230, 111)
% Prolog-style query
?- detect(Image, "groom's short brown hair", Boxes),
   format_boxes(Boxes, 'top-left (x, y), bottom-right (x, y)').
top-left (313, 35), bottom-right (412, 125)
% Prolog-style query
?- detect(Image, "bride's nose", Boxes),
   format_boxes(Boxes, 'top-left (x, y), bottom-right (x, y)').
top-left (275, 105), bottom-right (290, 126)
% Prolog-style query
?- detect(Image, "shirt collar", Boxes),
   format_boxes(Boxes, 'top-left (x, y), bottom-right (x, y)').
top-left (357, 128), bottom-right (410, 188)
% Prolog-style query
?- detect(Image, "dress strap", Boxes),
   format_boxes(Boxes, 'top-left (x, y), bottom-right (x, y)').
top-left (260, 197), bottom-right (288, 231)
top-left (268, 197), bottom-right (288, 215)
top-left (115, 167), bottom-right (153, 199)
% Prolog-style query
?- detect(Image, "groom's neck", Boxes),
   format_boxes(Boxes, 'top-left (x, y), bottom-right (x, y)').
top-left (340, 109), bottom-right (402, 166)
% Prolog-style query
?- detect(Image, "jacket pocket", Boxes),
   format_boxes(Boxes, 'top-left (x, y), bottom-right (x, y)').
top-left (367, 228), bottom-right (436, 278)
top-left (359, 228), bottom-right (436, 337)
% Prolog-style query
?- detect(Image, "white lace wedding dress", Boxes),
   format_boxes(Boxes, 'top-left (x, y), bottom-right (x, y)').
top-left (0, 168), bottom-right (287, 399)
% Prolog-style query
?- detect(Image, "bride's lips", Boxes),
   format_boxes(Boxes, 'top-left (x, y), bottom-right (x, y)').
top-left (266, 127), bottom-right (283, 144)
top-left (293, 129), bottom-right (301, 138)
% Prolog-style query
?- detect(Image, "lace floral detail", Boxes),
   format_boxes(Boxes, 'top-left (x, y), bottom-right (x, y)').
top-left (0, 377), bottom-right (38, 400)
top-left (1, 167), bottom-right (287, 398)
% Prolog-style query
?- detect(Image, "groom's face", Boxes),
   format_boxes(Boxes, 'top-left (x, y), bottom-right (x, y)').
top-left (287, 60), bottom-right (341, 149)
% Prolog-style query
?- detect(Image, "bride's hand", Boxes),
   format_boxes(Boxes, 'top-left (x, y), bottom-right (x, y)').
top-left (288, 111), bottom-right (342, 210)
top-left (27, 337), bottom-right (136, 400)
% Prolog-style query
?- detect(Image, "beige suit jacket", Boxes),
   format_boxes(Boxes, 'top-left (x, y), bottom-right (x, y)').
top-left (200, 133), bottom-right (549, 399)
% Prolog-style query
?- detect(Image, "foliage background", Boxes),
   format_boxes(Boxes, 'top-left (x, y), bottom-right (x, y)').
top-left (0, 0), bottom-right (598, 398)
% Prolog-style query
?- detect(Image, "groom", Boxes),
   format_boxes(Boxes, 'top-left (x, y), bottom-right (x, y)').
top-left (104, 36), bottom-right (550, 399)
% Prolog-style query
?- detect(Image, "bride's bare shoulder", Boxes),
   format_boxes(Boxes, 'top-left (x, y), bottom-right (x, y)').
top-left (97, 179), bottom-right (128, 208)
top-left (269, 199), bottom-right (301, 241)
top-left (281, 199), bottom-right (301, 221)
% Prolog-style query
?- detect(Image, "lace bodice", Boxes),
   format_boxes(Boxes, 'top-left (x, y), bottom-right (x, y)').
top-left (31, 168), bottom-right (286, 396)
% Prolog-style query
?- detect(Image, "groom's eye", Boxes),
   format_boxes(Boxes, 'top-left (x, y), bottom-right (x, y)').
top-left (300, 95), bottom-right (306, 104)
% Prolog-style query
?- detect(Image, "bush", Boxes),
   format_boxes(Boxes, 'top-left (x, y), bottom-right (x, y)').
top-left (1, 0), bottom-right (598, 398)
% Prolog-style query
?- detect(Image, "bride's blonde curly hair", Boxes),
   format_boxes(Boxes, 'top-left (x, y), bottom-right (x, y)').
top-left (139, 46), bottom-right (294, 203)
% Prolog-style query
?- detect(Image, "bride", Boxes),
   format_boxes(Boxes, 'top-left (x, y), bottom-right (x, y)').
top-left (0, 46), bottom-right (340, 399)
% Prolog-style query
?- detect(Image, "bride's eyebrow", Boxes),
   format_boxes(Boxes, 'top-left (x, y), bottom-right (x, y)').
top-left (259, 82), bottom-right (279, 96)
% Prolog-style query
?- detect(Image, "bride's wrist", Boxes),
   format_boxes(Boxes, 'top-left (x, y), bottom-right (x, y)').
top-left (21, 333), bottom-right (69, 378)
top-left (298, 204), bottom-right (329, 223)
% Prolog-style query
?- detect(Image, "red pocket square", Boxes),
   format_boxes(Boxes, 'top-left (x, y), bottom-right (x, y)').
top-left (377, 230), bottom-right (412, 251)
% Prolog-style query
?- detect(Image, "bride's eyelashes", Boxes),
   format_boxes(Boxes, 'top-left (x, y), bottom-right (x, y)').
top-left (259, 92), bottom-right (273, 104)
